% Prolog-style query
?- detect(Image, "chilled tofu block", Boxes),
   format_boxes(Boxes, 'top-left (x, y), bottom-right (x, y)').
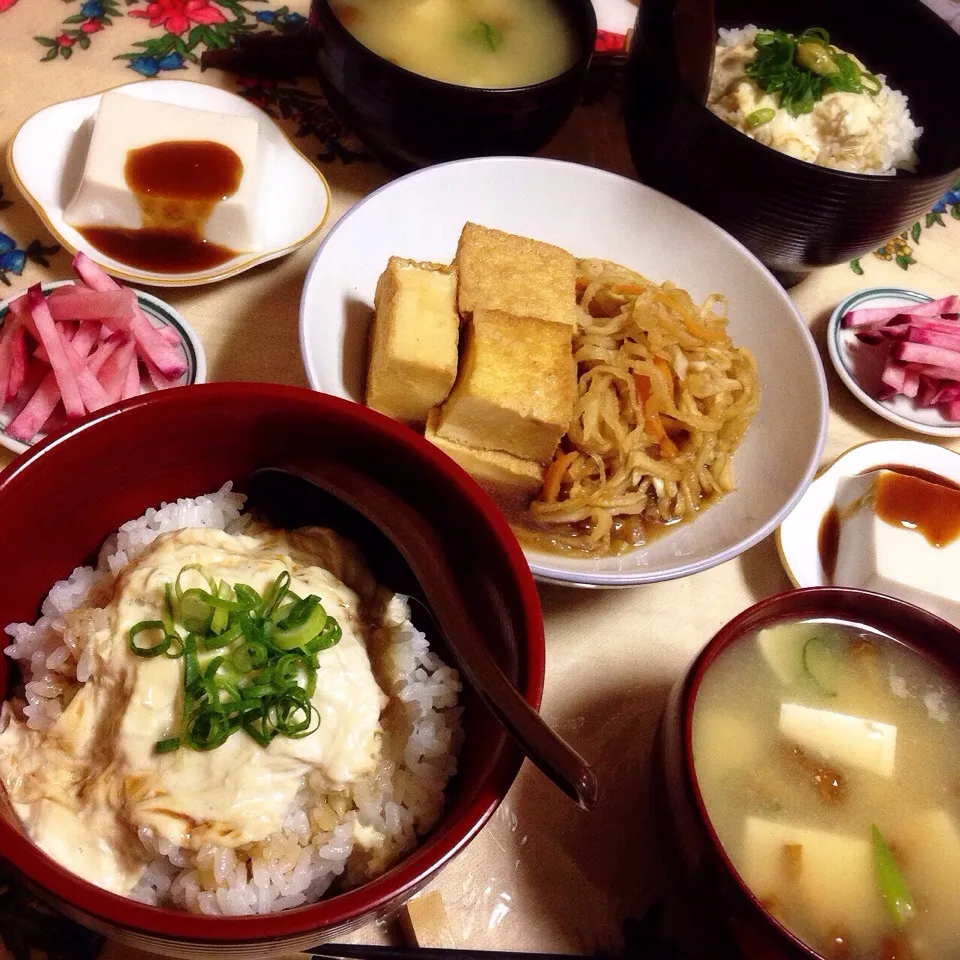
top-left (425, 409), bottom-right (544, 503)
top-left (64, 91), bottom-right (263, 250)
top-left (741, 817), bottom-right (886, 944)
top-left (366, 258), bottom-right (459, 424)
top-left (779, 703), bottom-right (897, 777)
top-left (456, 223), bottom-right (579, 326)
top-left (832, 469), bottom-right (960, 624)
top-left (894, 809), bottom-right (960, 951)
top-left (436, 308), bottom-right (576, 464)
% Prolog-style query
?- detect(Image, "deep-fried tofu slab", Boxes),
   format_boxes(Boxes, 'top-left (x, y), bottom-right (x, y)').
top-left (365, 257), bottom-right (459, 424)
top-left (455, 223), bottom-right (578, 327)
top-left (436, 308), bottom-right (575, 464)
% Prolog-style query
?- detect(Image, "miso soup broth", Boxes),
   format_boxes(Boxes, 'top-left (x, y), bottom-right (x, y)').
top-left (332, 0), bottom-right (579, 88)
top-left (692, 620), bottom-right (960, 959)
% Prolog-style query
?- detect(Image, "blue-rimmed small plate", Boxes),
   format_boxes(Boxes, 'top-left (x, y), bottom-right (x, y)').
top-left (0, 280), bottom-right (205, 456)
top-left (827, 286), bottom-right (960, 438)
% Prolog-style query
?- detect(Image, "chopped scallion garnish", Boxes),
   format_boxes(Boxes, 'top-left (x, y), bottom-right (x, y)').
top-left (127, 567), bottom-right (341, 755)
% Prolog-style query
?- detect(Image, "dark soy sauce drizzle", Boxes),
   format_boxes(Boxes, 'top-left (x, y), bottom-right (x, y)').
top-left (77, 140), bottom-right (242, 273)
top-left (818, 464), bottom-right (960, 579)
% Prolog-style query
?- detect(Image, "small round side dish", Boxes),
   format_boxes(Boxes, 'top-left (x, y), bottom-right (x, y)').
top-left (309, 0), bottom-right (596, 170)
top-left (0, 383), bottom-right (543, 958)
top-left (776, 438), bottom-right (960, 590)
top-left (827, 286), bottom-right (960, 438)
top-left (0, 280), bottom-right (205, 457)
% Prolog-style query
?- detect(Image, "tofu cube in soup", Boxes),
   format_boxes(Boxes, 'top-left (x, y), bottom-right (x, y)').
top-left (455, 223), bottom-right (579, 327)
top-left (741, 817), bottom-right (887, 945)
top-left (435, 308), bottom-right (576, 465)
top-left (365, 258), bottom-right (460, 425)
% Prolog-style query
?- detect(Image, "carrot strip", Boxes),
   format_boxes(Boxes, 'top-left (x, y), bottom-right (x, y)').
top-left (633, 373), bottom-right (652, 404)
top-left (684, 315), bottom-right (725, 342)
top-left (541, 451), bottom-right (578, 503)
top-left (645, 412), bottom-right (667, 442)
top-left (659, 435), bottom-right (680, 458)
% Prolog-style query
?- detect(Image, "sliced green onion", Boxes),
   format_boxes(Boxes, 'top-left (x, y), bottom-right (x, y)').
top-left (861, 71), bottom-right (882, 95)
top-left (154, 737), bottom-right (181, 754)
top-left (271, 596), bottom-right (328, 651)
top-left (262, 571), bottom-right (291, 619)
top-left (305, 619), bottom-right (342, 654)
top-left (872, 825), bottom-right (916, 928)
top-left (180, 587), bottom-right (214, 635)
top-left (129, 621), bottom-right (172, 658)
top-left (747, 108), bottom-right (776, 128)
top-left (201, 621), bottom-right (243, 651)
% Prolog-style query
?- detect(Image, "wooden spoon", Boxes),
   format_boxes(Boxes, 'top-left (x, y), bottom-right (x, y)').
top-left (248, 459), bottom-right (599, 811)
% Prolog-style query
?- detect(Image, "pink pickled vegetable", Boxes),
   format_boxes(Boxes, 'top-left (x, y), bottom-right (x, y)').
top-left (122, 349), bottom-right (141, 400)
top-left (842, 296), bottom-right (960, 329)
top-left (73, 252), bottom-right (186, 378)
top-left (1, 256), bottom-right (190, 444)
top-left (46, 290), bottom-right (136, 324)
top-left (97, 339), bottom-right (136, 404)
top-left (7, 328), bottom-right (27, 401)
top-left (843, 293), bottom-right (960, 422)
top-left (26, 285), bottom-right (83, 419)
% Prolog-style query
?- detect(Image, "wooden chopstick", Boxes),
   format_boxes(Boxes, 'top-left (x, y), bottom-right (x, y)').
top-left (307, 945), bottom-right (583, 960)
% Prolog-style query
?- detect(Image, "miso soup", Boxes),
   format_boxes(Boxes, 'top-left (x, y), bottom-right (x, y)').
top-left (692, 620), bottom-right (960, 959)
top-left (333, 0), bottom-right (579, 89)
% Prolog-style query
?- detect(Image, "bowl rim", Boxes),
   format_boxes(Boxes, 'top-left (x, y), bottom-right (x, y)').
top-left (677, 586), bottom-right (960, 959)
top-left (298, 154), bottom-right (830, 588)
top-left (0, 381), bottom-right (545, 942)
top-left (311, 0), bottom-right (597, 95)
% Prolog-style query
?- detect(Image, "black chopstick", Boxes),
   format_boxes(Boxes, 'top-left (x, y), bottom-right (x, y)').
top-left (308, 945), bottom-right (582, 960)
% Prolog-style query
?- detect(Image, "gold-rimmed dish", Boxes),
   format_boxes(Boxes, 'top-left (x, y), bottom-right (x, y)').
top-left (7, 79), bottom-right (331, 288)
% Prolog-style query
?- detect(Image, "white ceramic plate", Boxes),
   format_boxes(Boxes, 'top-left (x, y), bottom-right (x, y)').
top-left (7, 80), bottom-right (331, 288)
top-left (827, 286), bottom-right (960, 438)
top-left (776, 439), bottom-right (960, 588)
top-left (0, 280), bottom-right (205, 456)
top-left (299, 157), bottom-right (828, 587)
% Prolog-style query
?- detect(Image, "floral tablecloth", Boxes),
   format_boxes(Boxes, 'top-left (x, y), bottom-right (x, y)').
top-left (0, 1), bottom-right (959, 958)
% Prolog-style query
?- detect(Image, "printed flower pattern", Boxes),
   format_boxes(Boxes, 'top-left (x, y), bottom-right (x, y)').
top-left (0, 187), bottom-right (61, 288)
top-left (850, 177), bottom-right (960, 274)
top-left (128, 0), bottom-right (226, 35)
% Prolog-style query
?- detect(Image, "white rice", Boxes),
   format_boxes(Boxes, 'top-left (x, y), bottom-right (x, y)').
top-left (2, 485), bottom-right (463, 915)
top-left (712, 25), bottom-right (922, 175)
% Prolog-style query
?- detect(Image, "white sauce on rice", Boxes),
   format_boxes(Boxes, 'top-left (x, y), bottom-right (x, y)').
top-left (0, 487), bottom-right (462, 914)
top-left (708, 25), bottom-right (922, 175)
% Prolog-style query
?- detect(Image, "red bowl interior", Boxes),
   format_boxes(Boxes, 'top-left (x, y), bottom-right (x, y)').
top-left (0, 383), bottom-right (545, 945)
top-left (680, 587), bottom-right (960, 958)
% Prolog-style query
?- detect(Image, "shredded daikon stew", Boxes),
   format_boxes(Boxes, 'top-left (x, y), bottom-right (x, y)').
top-left (525, 259), bottom-right (759, 555)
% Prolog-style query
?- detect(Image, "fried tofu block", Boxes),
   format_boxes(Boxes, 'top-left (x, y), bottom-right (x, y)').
top-left (456, 223), bottom-right (578, 327)
top-left (425, 409), bottom-right (544, 504)
top-left (365, 258), bottom-right (459, 424)
top-left (436, 308), bottom-right (575, 464)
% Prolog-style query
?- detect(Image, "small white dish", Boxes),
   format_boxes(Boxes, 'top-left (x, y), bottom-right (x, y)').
top-left (299, 156), bottom-right (828, 588)
top-left (828, 286), bottom-right (960, 438)
top-left (0, 280), bottom-right (205, 456)
top-left (6, 80), bottom-right (331, 288)
top-left (776, 439), bottom-right (960, 588)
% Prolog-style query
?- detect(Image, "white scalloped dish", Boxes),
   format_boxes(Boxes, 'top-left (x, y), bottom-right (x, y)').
top-left (7, 80), bottom-right (331, 288)
top-left (776, 439), bottom-right (960, 591)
